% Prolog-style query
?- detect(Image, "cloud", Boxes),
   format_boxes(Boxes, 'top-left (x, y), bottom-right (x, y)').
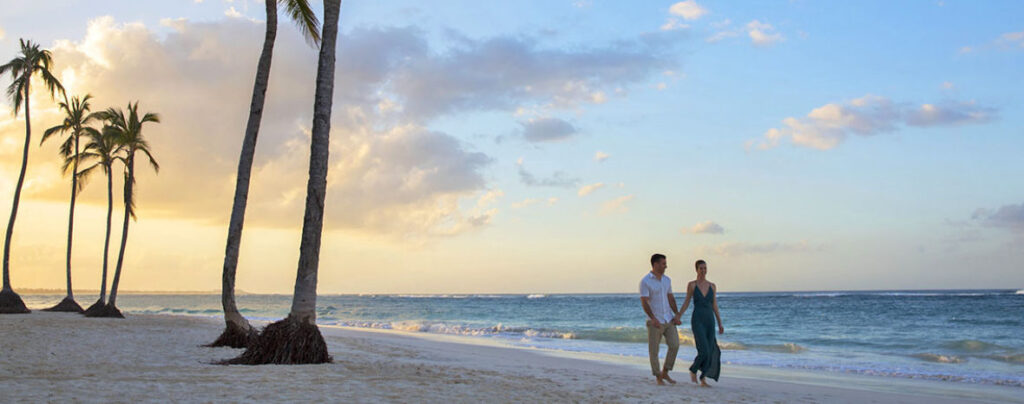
top-left (593, 151), bottom-right (610, 162)
top-left (521, 117), bottom-right (578, 142)
top-left (577, 182), bottom-right (605, 196)
top-left (706, 30), bottom-right (739, 43)
top-left (516, 160), bottom-right (579, 188)
top-left (601, 194), bottom-right (634, 215)
top-left (696, 240), bottom-right (822, 257)
top-left (997, 30), bottom-right (1024, 49)
top-left (387, 33), bottom-right (675, 119)
top-left (972, 203), bottom-right (1024, 232)
top-left (941, 81), bottom-right (955, 90)
top-left (682, 220), bottom-right (724, 234)
top-left (753, 95), bottom-right (995, 150)
top-left (669, 1), bottom-right (708, 20)
top-left (660, 19), bottom-right (690, 32)
top-left (511, 198), bottom-right (539, 209)
top-left (0, 17), bottom-right (509, 240)
top-left (746, 20), bottom-right (783, 46)
top-left (0, 26), bottom-right (6, 41)
top-left (224, 6), bottom-right (243, 19)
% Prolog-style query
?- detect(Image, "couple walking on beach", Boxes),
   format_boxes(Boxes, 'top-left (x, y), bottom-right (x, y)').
top-left (640, 254), bottom-right (724, 386)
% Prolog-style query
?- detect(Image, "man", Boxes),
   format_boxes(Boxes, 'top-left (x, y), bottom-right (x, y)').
top-left (640, 253), bottom-right (681, 385)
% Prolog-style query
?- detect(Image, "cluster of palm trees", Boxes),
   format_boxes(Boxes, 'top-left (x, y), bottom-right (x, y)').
top-left (0, 39), bottom-right (161, 317)
top-left (3, 0), bottom-right (343, 365)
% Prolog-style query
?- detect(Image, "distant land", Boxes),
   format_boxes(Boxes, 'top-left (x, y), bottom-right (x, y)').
top-left (19, 288), bottom-right (247, 295)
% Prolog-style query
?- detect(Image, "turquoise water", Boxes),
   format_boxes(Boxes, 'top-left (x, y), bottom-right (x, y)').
top-left (23, 289), bottom-right (1024, 387)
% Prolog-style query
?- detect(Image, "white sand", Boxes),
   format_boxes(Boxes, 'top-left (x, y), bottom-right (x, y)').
top-left (1, 312), bottom-right (1020, 403)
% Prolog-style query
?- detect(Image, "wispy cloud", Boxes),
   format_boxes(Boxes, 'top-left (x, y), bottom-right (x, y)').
top-left (516, 159), bottom-right (580, 188)
top-left (577, 182), bottom-right (605, 196)
top-left (697, 240), bottom-right (822, 257)
top-left (973, 202), bottom-right (1024, 232)
top-left (521, 117), bottom-right (578, 142)
top-left (682, 220), bottom-right (724, 234)
top-left (997, 30), bottom-right (1024, 49)
top-left (601, 194), bottom-right (634, 215)
top-left (593, 151), bottom-right (610, 162)
top-left (753, 95), bottom-right (995, 150)
top-left (746, 20), bottom-right (783, 46)
top-left (669, 1), bottom-right (708, 20)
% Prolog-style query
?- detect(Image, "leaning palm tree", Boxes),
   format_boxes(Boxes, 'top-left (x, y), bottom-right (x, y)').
top-left (0, 39), bottom-right (65, 314)
top-left (76, 128), bottom-right (125, 316)
top-left (41, 94), bottom-right (102, 313)
top-left (85, 102), bottom-right (159, 318)
top-left (227, 0), bottom-right (340, 364)
top-left (209, 0), bottom-right (321, 348)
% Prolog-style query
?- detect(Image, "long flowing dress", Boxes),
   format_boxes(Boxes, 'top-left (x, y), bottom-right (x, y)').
top-left (689, 283), bottom-right (721, 381)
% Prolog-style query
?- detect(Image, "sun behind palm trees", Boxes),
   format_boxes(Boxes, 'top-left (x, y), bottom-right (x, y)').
top-left (0, 39), bottom-right (66, 314)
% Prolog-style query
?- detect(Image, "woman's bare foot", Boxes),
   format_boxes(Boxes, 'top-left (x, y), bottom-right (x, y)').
top-left (656, 375), bottom-right (666, 385)
top-left (690, 372), bottom-right (698, 384)
top-left (660, 371), bottom-right (676, 384)
top-left (700, 378), bottom-right (711, 388)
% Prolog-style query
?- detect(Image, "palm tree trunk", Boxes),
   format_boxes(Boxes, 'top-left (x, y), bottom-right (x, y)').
top-left (1, 84), bottom-right (32, 314)
top-left (47, 132), bottom-right (84, 312)
top-left (210, 0), bottom-right (277, 348)
top-left (290, 0), bottom-right (340, 325)
top-left (104, 156), bottom-right (133, 318)
top-left (84, 167), bottom-right (113, 316)
top-left (101, 167), bottom-right (113, 301)
top-left (224, 0), bottom-right (340, 365)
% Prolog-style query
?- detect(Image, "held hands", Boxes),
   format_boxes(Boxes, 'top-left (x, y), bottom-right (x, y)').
top-left (672, 317), bottom-right (682, 326)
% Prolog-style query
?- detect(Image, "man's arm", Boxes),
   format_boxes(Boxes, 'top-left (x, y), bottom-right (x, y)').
top-left (667, 293), bottom-right (681, 324)
top-left (641, 297), bottom-right (661, 327)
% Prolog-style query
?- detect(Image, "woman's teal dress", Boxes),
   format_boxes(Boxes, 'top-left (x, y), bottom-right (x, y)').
top-left (689, 283), bottom-right (721, 381)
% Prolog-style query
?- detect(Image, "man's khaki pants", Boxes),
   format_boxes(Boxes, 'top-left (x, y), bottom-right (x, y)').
top-left (647, 323), bottom-right (680, 377)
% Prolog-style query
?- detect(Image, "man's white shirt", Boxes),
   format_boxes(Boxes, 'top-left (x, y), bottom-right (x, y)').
top-left (639, 272), bottom-right (674, 324)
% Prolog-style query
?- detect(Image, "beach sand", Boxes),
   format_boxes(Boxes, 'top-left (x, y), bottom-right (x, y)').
top-left (1, 312), bottom-right (1020, 403)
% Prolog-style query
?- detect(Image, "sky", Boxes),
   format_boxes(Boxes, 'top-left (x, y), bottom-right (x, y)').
top-left (0, 0), bottom-right (1021, 294)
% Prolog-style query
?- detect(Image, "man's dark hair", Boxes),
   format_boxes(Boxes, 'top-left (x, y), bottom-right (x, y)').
top-left (651, 254), bottom-right (666, 266)
top-left (695, 259), bottom-right (706, 269)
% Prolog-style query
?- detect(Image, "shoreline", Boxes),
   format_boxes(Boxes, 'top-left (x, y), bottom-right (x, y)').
top-left (2, 312), bottom-right (1020, 403)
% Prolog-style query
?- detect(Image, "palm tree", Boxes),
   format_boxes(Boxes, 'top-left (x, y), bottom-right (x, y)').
top-left (76, 127), bottom-right (125, 316)
top-left (85, 102), bottom-right (159, 318)
top-left (209, 0), bottom-right (321, 348)
top-left (227, 0), bottom-right (340, 364)
top-left (41, 94), bottom-right (102, 313)
top-left (0, 39), bottom-right (65, 314)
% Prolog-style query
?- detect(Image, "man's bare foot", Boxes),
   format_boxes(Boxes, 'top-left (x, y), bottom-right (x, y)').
top-left (656, 375), bottom-right (666, 385)
top-left (690, 372), bottom-right (698, 384)
top-left (700, 378), bottom-right (711, 388)
top-left (660, 371), bottom-right (676, 384)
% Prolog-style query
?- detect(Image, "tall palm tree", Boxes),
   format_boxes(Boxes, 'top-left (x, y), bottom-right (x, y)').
top-left (41, 94), bottom-right (102, 313)
top-left (76, 127), bottom-right (125, 316)
top-left (228, 0), bottom-right (340, 364)
top-left (85, 102), bottom-right (159, 318)
top-left (209, 0), bottom-right (321, 348)
top-left (0, 39), bottom-right (65, 314)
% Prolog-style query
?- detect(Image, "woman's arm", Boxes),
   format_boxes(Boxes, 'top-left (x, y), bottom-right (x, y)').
top-left (673, 282), bottom-right (694, 322)
top-left (712, 283), bottom-right (724, 334)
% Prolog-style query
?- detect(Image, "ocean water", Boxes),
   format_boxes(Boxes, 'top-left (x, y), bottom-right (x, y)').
top-left (23, 289), bottom-right (1024, 387)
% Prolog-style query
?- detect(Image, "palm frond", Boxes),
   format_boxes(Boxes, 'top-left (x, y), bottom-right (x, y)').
top-left (282, 0), bottom-right (322, 46)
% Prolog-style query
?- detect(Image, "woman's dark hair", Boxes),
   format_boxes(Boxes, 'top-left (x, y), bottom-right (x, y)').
top-left (695, 259), bottom-right (706, 269)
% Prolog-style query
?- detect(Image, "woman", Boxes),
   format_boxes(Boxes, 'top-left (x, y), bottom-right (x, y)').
top-left (673, 259), bottom-right (724, 387)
